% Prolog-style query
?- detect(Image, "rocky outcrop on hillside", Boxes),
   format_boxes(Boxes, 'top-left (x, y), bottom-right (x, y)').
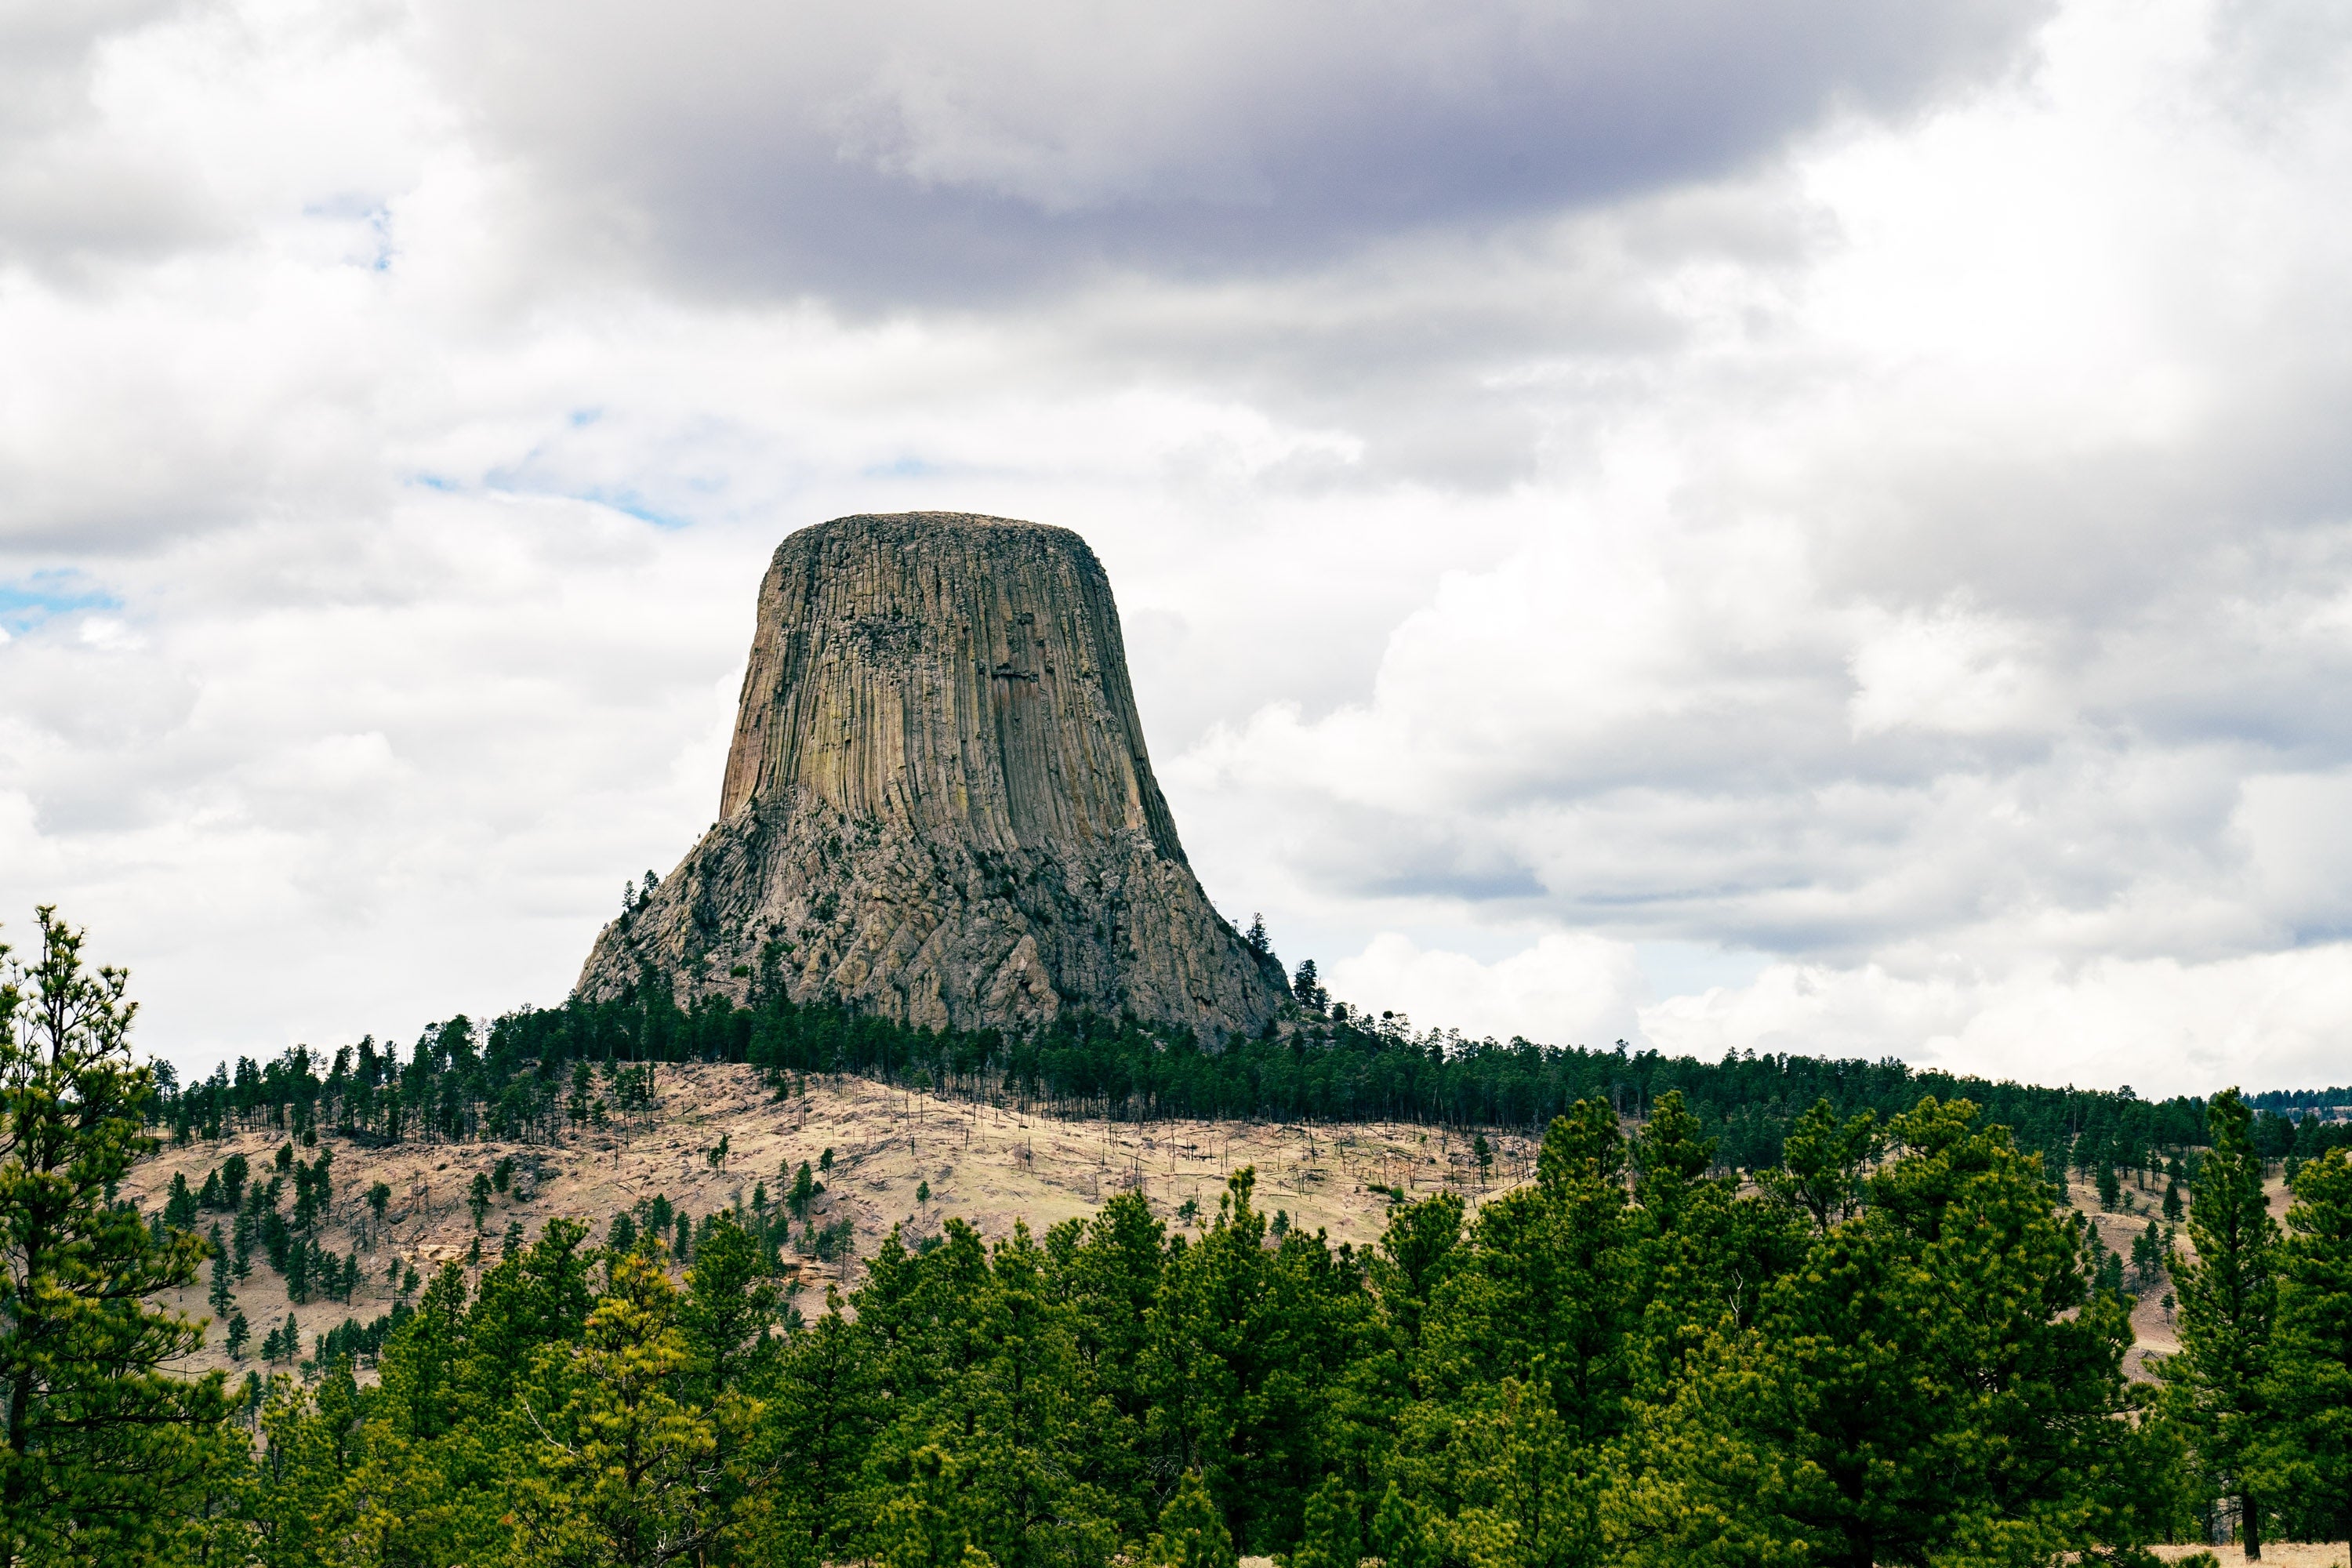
top-left (575, 511), bottom-right (1290, 1038)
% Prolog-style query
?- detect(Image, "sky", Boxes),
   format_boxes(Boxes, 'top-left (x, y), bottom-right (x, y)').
top-left (3, 0), bottom-right (2350, 1098)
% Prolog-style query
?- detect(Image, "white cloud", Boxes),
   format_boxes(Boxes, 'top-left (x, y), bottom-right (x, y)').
top-left (1847, 602), bottom-right (2059, 737)
top-left (1640, 946), bottom-right (2352, 1098)
top-left (2234, 771), bottom-right (2352, 939)
top-left (1325, 932), bottom-right (1650, 1050)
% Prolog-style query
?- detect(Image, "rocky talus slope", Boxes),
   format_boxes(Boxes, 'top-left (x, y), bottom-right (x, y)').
top-left (576, 512), bottom-right (1289, 1036)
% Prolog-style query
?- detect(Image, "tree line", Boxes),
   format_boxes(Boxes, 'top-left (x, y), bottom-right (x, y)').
top-left (150, 955), bottom-right (2351, 1200)
top-left (11, 906), bottom-right (2352, 1565)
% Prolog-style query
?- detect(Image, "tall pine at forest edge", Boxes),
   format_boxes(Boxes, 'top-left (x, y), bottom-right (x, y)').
top-left (0, 910), bottom-right (239, 1568)
top-left (2161, 1088), bottom-right (2280, 1559)
top-left (2257, 1147), bottom-right (2352, 1557)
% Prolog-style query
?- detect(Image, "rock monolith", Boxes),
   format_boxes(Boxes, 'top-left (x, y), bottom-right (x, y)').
top-left (575, 511), bottom-right (1290, 1037)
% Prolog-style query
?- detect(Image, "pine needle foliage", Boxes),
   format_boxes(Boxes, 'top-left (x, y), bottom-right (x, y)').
top-left (0, 909), bottom-right (241, 1568)
top-left (2160, 1089), bottom-right (2281, 1558)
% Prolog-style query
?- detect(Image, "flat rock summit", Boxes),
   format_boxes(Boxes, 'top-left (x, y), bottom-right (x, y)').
top-left (576, 511), bottom-right (1290, 1036)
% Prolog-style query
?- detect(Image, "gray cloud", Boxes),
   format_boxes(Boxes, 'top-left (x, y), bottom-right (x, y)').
top-left (0, 1), bottom-right (224, 270)
top-left (432, 0), bottom-right (2049, 304)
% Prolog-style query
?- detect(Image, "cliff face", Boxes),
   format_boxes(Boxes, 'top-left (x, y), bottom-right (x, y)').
top-left (575, 512), bottom-right (1290, 1038)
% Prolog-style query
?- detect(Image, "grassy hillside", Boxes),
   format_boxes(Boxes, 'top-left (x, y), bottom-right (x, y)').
top-left (132, 1063), bottom-right (1546, 1378)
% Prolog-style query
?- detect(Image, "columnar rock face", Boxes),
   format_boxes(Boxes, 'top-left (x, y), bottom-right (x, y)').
top-left (575, 512), bottom-right (1290, 1037)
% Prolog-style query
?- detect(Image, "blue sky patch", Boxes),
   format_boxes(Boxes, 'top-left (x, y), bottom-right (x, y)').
top-left (581, 488), bottom-right (693, 529)
top-left (0, 572), bottom-right (120, 635)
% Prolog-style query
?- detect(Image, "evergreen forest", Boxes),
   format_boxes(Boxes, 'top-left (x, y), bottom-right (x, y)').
top-left (9, 906), bottom-right (2352, 1567)
top-left (149, 953), bottom-right (2352, 1190)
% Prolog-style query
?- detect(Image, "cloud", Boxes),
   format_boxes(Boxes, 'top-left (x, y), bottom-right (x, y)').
top-left (1325, 931), bottom-right (1651, 1050)
top-left (1639, 945), bottom-right (2352, 1098)
top-left (1151, 0), bottom-right (2352, 1094)
top-left (1167, 0), bottom-right (2352, 979)
top-left (1, 0), bottom-right (2348, 1104)
top-left (424, 0), bottom-right (2051, 303)
top-left (0, 491), bottom-right (757, 1063)
top-left (0, 1), bottom-right (209, 268)
top-left (2233, 770), bottom-right (2352, 941)
top-left (1847, 602), bottom-right (2059, 738)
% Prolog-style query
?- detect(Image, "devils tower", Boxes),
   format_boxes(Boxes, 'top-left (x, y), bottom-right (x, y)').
top-left (575, 512), bottom-right (1290, 1037)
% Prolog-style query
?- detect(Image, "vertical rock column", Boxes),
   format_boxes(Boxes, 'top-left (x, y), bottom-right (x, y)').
top-left (575, 511), bottom-right (1290, 1038)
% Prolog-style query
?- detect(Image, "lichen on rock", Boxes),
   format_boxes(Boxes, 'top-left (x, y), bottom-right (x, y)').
top-left (575, 511), bottom-right (1289, 1039)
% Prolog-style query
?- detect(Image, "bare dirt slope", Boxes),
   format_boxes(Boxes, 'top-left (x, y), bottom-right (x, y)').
top-left (2064, 1167), bottom-right (2299, 1383)
top-left (123, 1064), bottom-right (1541, 1380)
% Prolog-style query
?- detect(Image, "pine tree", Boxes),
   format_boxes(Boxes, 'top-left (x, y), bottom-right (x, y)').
top-left (680, 1211), bottom-right (777, 1403)
top-left (2132, 1218), bottom-right (2165, 1291)
top-left (1369, 1191), bottom-right (1463, 1352)
top-left (162, 1171), bottom-right (199, 1232)
top-left (511, 1250), bottom-right (718, 1566)
top-left (866, 1443), bottom-right (993, 1568)
top-left (2256, 1148), bottom-right (2352, 1557)
top-left (1614, 1097), bottom-right (2151, 1567)
top-left (0, 909), bottom-right (238, 1568)
top-left (2161, 1087), bottom-right (2279, 1559)
top-left (207, 1228), bottom-right (234, 1319)
top-left (1371, 1481), bottom-right (1439, 1568)
top-left (1291, 1476), bottom-right (1359, 1568)
top-left (2097, 1240), bottom-right (2128, 1298)
top-left (1289, 960), bottom-right (1327, 1014)
top-left (1146, 1472), bottom-right (1236, 1568)
top-left (1760, 1098), bottom-right (1879, 1232)
top-left (750, 1298), bottom-right (881, 1567)
top-left (1411, 1102), bottom-right (1638, 1566)
top-left (224, 1312), bottom-right (249, 1361)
